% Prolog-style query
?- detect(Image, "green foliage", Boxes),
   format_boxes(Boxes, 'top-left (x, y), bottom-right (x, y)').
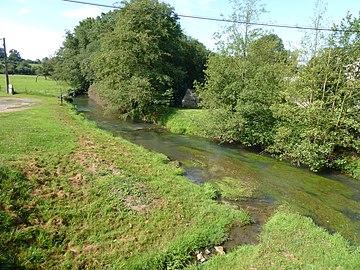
top-left (50, 0), bottom-right (209, 118)
top-left (195, 1), bottom-right (359, 175)
top-left (214, 0), bottom-right (266, 56)
top-left (0, 49), bottom-right (40, 75)
top-left (51, 13), bottom-right (116, 93)
top-left (158, 108), bottom-right (209, 136)
top-left (198, 33), bottom-right (295, 146)
top-left (36, 57), bottom-right (53, 79)
top-left (268, 15), bottom-right (360, 172)
top-left (197, 0), bottom-right (296, 148)
top-left (203, 183), bottom-right (219, 200)
top-left (93, 0), bottom-right (183, 119)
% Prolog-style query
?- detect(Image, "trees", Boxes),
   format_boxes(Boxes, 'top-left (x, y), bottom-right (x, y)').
top-left (51, 13), bottom-right (116, 93)
top-left (7, 49), bottom-right (22, 74)
top-left (16, 61), bottom-right (32, 75)
top-left (199, 34), bottom-right (294, 146)
top-left (215, 0), bottom-right (266, 56)
top-left (197, 0), bottom-right (358, 175)
top-left (36, 57), bottom-right (53, 80)
top-left (172, 36), bottom-right (209, 106)
top-left (269, 14), bottom-right (360, 173)
top-left (300, 0), bottom-right (328, 63)
top-left (0, 48), bottom-right (39, 75)
top-left (91, 0), bottom-right (208, 119)
top-left (0, 48), bottom-right (4, 62)
top-left (92, 0), bottom-right (182, 119)
top-left (197, 0), bottom-right (295, 146)
top-left (49, 0), bottom-right (208, 118)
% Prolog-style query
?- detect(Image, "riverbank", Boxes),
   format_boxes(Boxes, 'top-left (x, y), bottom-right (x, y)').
top-left (158, 108), bottom-right (360, 180)
top-left (1, 93), bottom-right (359, 269)
top-left (0, 95), bottom-right (248, 269)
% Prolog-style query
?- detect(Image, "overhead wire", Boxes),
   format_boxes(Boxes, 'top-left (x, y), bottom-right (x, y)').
top-left (61, 0), bottom-right (359, 33)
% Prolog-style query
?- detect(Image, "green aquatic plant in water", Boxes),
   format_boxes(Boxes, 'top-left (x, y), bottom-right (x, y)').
top-left (178, 139), bottom-right (360, 244)
top-left (217, 150), bottom-right (360, 244)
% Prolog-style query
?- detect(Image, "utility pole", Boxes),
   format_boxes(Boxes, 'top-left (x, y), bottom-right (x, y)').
top-left (2, 38), bottom-right (10, 94)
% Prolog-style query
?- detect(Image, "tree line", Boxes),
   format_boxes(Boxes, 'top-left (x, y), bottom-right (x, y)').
top-left (49, 0), bottom-right (359, 177)
top-left (196, 0), bottom-right (359, 176)
top-left (49, 0), bottom-right (209, 119)
top-left (0, 48), bottom-right (53, 78)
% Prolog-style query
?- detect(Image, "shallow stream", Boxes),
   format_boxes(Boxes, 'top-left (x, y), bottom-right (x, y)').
top-left (74, 96), bottom-right (360, 247)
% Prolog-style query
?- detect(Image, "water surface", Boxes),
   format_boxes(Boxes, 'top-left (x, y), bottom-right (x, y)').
top-left (74, 96), bottom-right (360, 245)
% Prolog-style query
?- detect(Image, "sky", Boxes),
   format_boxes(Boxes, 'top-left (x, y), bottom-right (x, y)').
top-left (0, 0), bottom-right (359, 60)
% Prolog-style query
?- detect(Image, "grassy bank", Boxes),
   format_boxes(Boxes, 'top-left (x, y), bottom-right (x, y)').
top-left (0, 94), bottom-right (248, 269)
top-left (189, 208), bottom-right (360, 270)
top-left (158, 108), bottom-right (209, 137)
top-left (159, 108), bottom-right (360, 268)
top-left (0, 75), bottom-right (67, 97)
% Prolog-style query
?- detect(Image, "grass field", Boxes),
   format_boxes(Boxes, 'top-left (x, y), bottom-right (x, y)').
top-left (0, 75), bottom-right (359, 269)
top-left (0, 74), bottom-right (68, 97)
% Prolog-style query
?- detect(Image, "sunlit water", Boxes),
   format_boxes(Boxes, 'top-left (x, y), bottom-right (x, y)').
top-left (74, 96), bottom-right (360, 246)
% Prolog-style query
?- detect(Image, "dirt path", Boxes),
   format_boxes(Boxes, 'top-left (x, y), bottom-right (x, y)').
top-left (0, 97), bottom-right (38, 113)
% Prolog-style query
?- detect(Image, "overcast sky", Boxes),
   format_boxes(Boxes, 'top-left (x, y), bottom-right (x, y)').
top-left (1, 0), bottom-right (359, 60)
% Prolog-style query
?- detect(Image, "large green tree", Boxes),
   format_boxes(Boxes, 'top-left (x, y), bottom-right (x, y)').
top-left (51, 0), bottom-right (208, 118)
top-left (198, 34), bottom-right (294, 146)
top-left (92, 0), bottom-right (205, 119)
top-left (269, 13), bottom-right (360, 173)
top-left (197, 0), bottom-right (295, 146)
top-left (51, 12), bottom-right (116, 92)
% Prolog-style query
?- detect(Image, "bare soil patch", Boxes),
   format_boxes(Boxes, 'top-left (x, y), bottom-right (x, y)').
top-left (0, 97), bottom-right (38, 113)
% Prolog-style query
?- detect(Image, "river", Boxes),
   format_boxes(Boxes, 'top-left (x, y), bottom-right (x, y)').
top-left (74, 96), bottom-right (360, 246)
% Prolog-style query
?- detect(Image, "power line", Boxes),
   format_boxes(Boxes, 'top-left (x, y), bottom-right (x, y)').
top-left (62, 0), bottom-right (121, 9)
top-left (61, 0), bottom-right (357, 33)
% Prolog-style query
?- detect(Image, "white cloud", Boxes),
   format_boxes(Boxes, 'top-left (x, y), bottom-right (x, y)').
top-left (17, 8), bottom-right (30, 16)
top-left (0, 19), bottom-right (64, 60)
top-left (18, 0), bottom-right (28, 3)
top-left (64, 7), bottom-right (102, 20)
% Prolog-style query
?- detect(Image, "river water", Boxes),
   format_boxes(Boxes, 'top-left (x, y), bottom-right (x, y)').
top-left (74, 96), bottom-right (360, 246)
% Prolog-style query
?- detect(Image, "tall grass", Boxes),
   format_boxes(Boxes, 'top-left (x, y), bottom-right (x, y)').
top-left (158, 108), bottom-right (209, 137)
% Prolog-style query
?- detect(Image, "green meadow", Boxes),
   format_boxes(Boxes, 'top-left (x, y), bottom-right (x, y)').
top-left (0, 75), bottom-right (67, 97)
top-left (0, 75), bottom-right (359, 269)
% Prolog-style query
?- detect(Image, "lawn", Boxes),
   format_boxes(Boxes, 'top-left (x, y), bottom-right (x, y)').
top-left (0, 74), bottom-right (68, 97)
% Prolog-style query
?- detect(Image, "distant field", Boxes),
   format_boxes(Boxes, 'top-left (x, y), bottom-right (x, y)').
top-left (0, 74), bottom-right (68, 97)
